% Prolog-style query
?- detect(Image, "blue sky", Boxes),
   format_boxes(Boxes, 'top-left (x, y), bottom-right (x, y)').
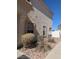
top-left (44, 0), bottom-right (61, 31)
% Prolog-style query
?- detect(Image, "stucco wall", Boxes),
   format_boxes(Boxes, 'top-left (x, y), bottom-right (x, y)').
top-left (31, 0), bottom-right (52, 19)
top-left (17, 0), bottom-right (34, 42)
top-left (27, 7), bottom-right (52, 37)
top-left (17, 0), bottom-right (52, 43)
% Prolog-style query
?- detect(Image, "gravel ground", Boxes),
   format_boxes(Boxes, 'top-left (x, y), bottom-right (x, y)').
top-left (17, 38), bottom-right (60, 59)
top-left (19, 48), bottom-right (49, 59)
top-left (18, 43), bottom-right (56, 59)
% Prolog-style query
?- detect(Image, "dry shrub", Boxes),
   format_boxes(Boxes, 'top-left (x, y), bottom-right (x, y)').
top-left (48, 38), bottom-right (55, 43)
top-left (53, 37), bottom-right (60, 43)
top-left (37, 37), bottom-right (52, 52)
top-left (21, 33), bottom-right (37, 48)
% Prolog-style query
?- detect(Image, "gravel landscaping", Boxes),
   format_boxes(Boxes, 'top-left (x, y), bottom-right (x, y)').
top-left (17, 37), bottom-right (60, 59)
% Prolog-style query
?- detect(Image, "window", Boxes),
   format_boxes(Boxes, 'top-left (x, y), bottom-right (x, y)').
top-left (43, 26), bottom-right (47, 37)
top-left (49, 27), bottom-right (52, 31)
top-left (48, 27), bottom-right (52, 37)
top-left (27, 22), bottom-right (34, 33)
top-left (24, 22), bottom-right (34, 33)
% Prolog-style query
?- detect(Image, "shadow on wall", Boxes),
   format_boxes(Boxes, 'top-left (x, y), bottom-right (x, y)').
top-left (17, 15), bottom-right (39, 49)
top-left (17, 0), bottom-right (34, 16)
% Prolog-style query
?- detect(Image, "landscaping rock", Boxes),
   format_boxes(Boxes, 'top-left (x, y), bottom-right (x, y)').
top-left (17, 55), bottom-right (30, 59)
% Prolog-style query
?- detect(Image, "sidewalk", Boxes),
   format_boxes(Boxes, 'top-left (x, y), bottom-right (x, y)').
top-left (45, 42), bottom-right (61, 59)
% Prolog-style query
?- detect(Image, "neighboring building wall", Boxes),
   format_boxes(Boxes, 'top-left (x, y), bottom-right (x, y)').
top-left (52, 30), bottom-right (61, 38)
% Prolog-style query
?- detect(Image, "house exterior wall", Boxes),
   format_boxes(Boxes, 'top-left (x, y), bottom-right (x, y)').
top-left (31, 0), bottom-right (52, 19)
top-left (17, 0), bottom-right (53, 43)
top-left (27, 7), bottom-right (52, 37)
top-left (17, 0), bottom-right (34, 43)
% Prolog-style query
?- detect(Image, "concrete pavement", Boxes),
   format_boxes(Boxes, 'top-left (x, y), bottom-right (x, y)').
top-left (45, 42), bottom-right (61, 59)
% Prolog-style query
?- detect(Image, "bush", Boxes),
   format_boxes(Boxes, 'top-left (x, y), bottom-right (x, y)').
top-left (21, 33), bottom-right (37, 48)
top-left (37, 38), bottom-right (52, 52)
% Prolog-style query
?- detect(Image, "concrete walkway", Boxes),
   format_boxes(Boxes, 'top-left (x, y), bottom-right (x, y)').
top-left (17, 50), bottom-right (24, 58)
top-left (45, 42), bottom-right (61, 59)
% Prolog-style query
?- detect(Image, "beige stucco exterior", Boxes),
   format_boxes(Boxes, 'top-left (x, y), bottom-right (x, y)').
top-left (27, 7), bottom-right (52, 37)
top-left (17, 0), bottom-right (53, 43)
